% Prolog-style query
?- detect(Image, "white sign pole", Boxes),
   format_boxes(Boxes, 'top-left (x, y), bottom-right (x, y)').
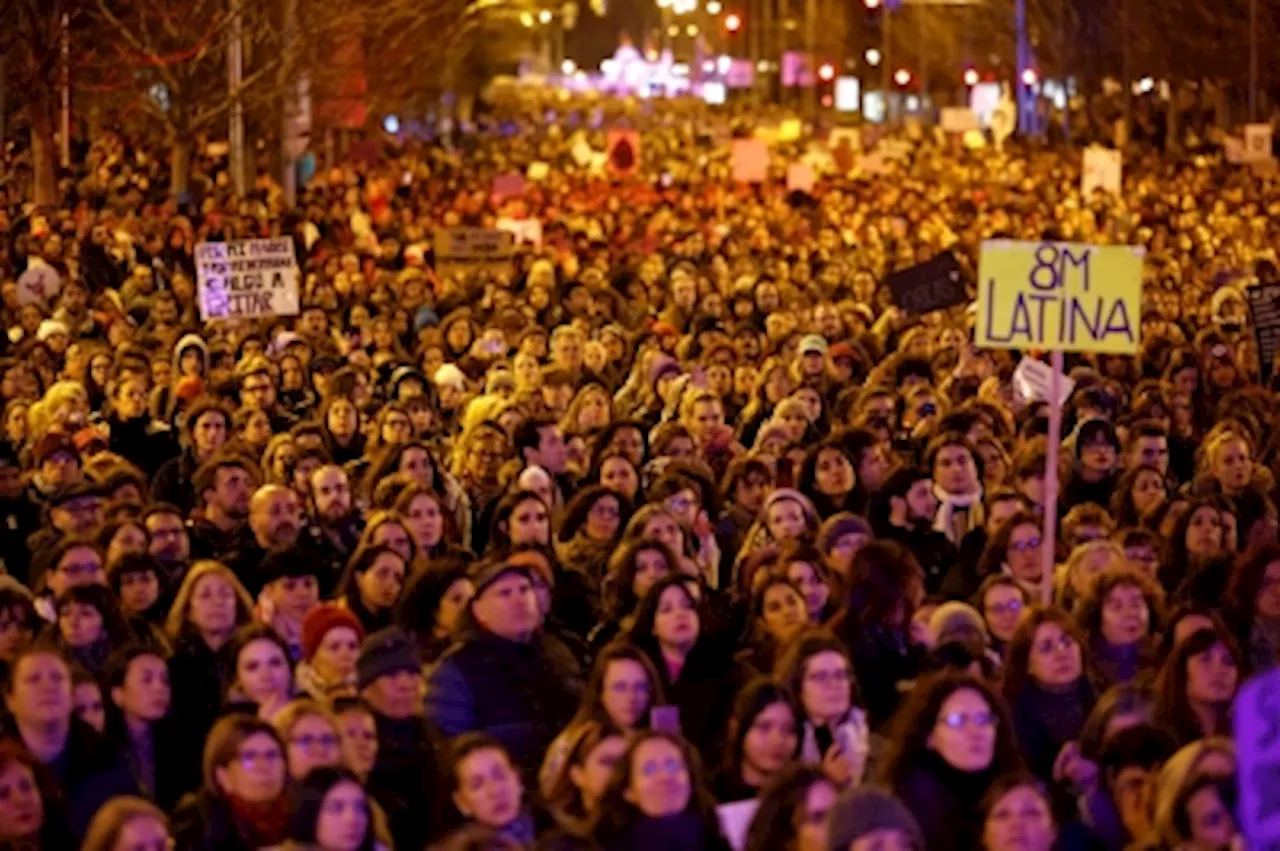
top-left (1041, 349), bottom-right (1064, 603)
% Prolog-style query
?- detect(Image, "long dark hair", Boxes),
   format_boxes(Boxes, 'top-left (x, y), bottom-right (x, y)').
top-left (285, 766), bottom-right (378, 851)
top-left (974, 511), bottom-right (1040, 580)
top-left (395, 559), bottom-right (471, 658)
top-left (881, 671), bottom-right (1022, 788)
top-left (558, 485), bottom-right (630, 544)
top-left (585, 730), bottom-right (729, 849)
top-left (1154, 625), bottom-right (1243, 745)
top-left (831, 540), bottom-right (921, 636)
top-left (568, 641), bottom-right (665, 729)
top-left (720, 678), bottom-right (801, 778)
top-left (998, 604), bottom-right (1093, 706)
top-left (601, 538), bottom-right (681, 621)
top-left (1225, 543), bottom-right (1280, 625)
top-left (627, 574), bottom-right (704, 660)
top-left (742, 766), bottom-right (832, 851)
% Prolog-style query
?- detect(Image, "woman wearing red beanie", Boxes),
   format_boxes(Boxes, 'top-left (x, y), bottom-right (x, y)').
top-left (295, 603), bottom-right (366, 703)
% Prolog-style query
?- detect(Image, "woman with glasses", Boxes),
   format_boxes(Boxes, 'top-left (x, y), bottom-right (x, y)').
top-left (972, 575), bottom-right (1029, 661)
top-left (998, 606), bottom-right (1097, 783)
top-left (975, 512), bottom-right (1045, 601)
top-left (882, 672), bottom-right (1021, 851)
top-left (271, 699), bottom-right (343, 782)
top-left (775, 631), bottom-right (873, 789)
top-left (539, 641), bottom-right (663, 800)
top-left (170, 714), bottom-right (290, 851)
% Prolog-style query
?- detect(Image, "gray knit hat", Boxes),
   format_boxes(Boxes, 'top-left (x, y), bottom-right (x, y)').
top-left (826, 786), bottom-right (925, 851)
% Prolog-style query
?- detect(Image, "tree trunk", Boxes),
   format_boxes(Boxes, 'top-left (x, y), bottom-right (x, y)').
top-left (28, 97), bottom-right (57, 208)
top-left (170, 136), bottom-right (191, 199)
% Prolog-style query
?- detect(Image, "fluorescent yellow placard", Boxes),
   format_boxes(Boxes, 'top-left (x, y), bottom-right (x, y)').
top-left (976, 240), bottom-right (1145, 354)
top-left (778, 119), bottom-right (803, 142)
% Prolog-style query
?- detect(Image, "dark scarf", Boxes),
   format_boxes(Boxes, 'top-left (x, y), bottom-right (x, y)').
top-left (226, 794), bottom-right (290, 846)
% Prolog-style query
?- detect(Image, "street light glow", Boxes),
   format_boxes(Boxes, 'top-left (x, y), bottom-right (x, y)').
top-left (717, 54), bottom-right (732, 73)
top-left (865, 0), bottom-right (881, 7)
top-left (538, 8), bottom-right (553, 23)
top-left (724, 12), bottom-right (741, 31)
top-left (561, 59), bottom-right (576, 74)
top-left (865, 48), bottom-right (881, 66)
top-left (894, 67), bottom-right (910, 86)
top-left (520, 11), bottom-right (535, 26)
top-left (686, 23), bottom-right (699, 36)
top-left (668, 24), bottom-right (679, 35)
top-left (963, 68), bottom-right (979, 86)
top-left (707, 0), bottom-right (722, 12)
top-left (1021, 67), bottom-right (1038, 85)
top-left (818, 63), bottom-right (835, 81)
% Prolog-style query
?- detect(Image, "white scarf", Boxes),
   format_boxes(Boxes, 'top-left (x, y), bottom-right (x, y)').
top-left (933, 486), bottom-right (984, 545)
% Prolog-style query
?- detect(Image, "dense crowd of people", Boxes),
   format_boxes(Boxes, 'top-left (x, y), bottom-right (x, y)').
top-left (0, 94), bottom-right (1270, 851)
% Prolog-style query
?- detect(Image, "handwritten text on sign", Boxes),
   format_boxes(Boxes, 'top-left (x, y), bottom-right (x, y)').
top-left (195, 239), bottom-right (300, 321)
top-left (976, 241), bottom-right (1144, 355)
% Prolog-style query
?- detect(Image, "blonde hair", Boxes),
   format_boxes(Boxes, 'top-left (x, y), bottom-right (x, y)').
top-left (270, 697), bottom-right (340, 736)
top-left (28, 380), bottom-right (89, 439)
top-left (1055, 539), bottom-right (1128, 604)
top-left (1151, 737), bottom-right (1237, 847)
top-left (164, 560), bottom-right (255, 640)
top-left (81, 796), bottom-right (169, 851)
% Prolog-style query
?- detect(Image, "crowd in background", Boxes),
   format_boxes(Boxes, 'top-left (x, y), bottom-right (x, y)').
top-left (0, 97), bottom-right (1270, 851)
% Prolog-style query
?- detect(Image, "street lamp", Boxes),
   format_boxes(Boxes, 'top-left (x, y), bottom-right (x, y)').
top-left (1021, 67), bottom-right (1037, 85)
top-left (963, 67), bottom-right (978, 86)
top-left (724, 12), bottom-right (741, 31)
top-left (520, 11), bottom-right (535, 25)
top-left (864, 48), bottom-right (881, 66)
top-left (894, 67), bottom-right (910, 86)
top-left (818, 63), bottom-right (834, 81)
top-left (538, 9), bottom-right (553, 23)
top-left (706, 0), bottom-right (722, 12)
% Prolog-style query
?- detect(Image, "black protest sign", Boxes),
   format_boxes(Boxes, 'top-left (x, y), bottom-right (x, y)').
top-left (1247, 282), bottom-right (1280, 379)
top-left (887, 251), bottom-right (969, 315)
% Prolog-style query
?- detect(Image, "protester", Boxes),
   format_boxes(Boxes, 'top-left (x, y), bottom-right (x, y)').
top-left (0, 91), bottom-right (1273, 851)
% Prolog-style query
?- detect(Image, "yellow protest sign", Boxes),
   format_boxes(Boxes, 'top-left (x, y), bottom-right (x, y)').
top-left (976, 240), bottom-right (1144, 354)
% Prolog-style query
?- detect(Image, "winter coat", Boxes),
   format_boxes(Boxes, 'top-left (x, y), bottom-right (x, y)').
top-left (425, 627), bottom-right (584, 779)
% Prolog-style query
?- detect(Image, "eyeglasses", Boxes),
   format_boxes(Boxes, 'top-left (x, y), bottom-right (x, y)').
top-left (985, 599), bottom-right (1024, 617)
top-left (58, 561), bottom-right (102, 577)
top-left (291, 733), bottom-right (340, 751)
top-left (1009, 537), bottom-right (1042, 553)
top-left (804, 668), bottom-right (851, 687)
top-left (938, 711), bottom-right (997, 730)
top-left (235, 748), bottom-right (284, 768)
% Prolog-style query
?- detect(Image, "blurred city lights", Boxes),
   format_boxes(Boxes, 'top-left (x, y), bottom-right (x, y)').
top-left (706, 0), bottom-right (722, 12)
top-left (894, 68), bottom-right (911, 86)
top-left (963, 68), bottom-right (979, 86)
top-left (520, 11), bottom-right (535, 26)
top-left (724, 13), bottom-right (741, 31)
top-left (717, 54), bottom-right (732, 74)
top-left (561, 59), bottom-right (577, 74)
top-left (1021, 68), bottom-right (1038, 85)
top-left (818, 63), bottom-right (835, 81)
top-left (865, 48), bottom-right (881, 66)
top-left (538, 9), bottom-right (553, 23)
